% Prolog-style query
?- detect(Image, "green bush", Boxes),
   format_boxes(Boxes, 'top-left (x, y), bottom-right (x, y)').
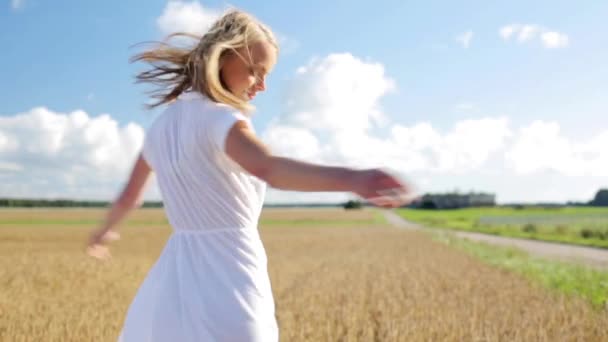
top-left (522, 223), bottom-right (537, 234)
top-left (580, 228), bottom-right (594, 239)
top-left (343, 200), bottom-right (362, 210)
top-left (594, 230), bottom-right (607, 240)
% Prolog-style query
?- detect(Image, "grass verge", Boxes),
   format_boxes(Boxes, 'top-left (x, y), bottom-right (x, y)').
top-left (430, 230), bottom-right (608, 310)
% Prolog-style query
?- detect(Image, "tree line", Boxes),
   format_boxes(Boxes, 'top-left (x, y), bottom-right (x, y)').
top-left (1, 189), bottom-right (606, 208)
top-left (0, 198), bottom-right (163, 208)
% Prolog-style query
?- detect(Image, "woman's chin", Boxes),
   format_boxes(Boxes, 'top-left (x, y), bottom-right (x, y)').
top-left (241, 93), bottom-right (254, 101)
top-left (236, 92), bottom-right (251, 101)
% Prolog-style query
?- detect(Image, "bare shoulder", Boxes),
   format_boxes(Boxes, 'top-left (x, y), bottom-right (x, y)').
top-left (225, 119), bottom-right (273, 180)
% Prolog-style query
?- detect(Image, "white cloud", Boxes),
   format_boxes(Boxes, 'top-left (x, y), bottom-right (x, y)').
top-left (264, 54), bottom-right (509, 173)
top-left (0, 130), bottom-right (18, 152)
top-left (456, 30), bottom-right (474, 48)
top-left (0, 162), bottom-right (22, 172)
top-left (11, 0), bottom-right (24, 10)
top-left (0, 108), bottom-right (158, 200)
top-left (261, 53), bottom-right (607, 204)
top-left (540, 31), bottom-right (569, 48)
top-left (263, 124), bottom-right (320, 160)
top-left (157, 1), bottom-right (221, 36)
top-left (506, 121), bottom-right (608, 177)
top-left (499, 23), bottom-right (569, 48)
top-left (517, 24), bottom-right (540, 42)
top-left (499, 25), bottom-right (518, 40)
top-left (278, 53), bottom-right (395, 134)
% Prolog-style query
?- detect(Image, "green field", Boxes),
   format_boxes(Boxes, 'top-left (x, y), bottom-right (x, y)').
top-left (429, 230), bottom-right (608, 309)
top-left (397, 206), bottom-right (608, 248)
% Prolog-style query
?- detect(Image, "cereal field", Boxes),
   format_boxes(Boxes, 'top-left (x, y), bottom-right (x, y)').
top-left (1, 208), bottom-right (607, 341)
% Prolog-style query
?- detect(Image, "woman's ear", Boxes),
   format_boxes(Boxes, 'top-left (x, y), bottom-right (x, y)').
top-left (218, 49), bottom-right (233, 69)
top-left (218, 63), bottom-right (229, 91)
top-left (218, 55), bottom-right (227, 69)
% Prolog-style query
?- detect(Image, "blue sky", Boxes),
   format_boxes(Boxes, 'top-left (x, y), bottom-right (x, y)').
top-left (1, 0), bottom-right (607, 204)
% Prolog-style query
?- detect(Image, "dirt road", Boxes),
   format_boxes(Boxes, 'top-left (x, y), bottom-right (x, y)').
top-left (383, 209), bottom-right (608, 269)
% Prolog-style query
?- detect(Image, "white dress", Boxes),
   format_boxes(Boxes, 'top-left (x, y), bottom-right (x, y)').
top-left (117, 91), bottom-right (278, 342)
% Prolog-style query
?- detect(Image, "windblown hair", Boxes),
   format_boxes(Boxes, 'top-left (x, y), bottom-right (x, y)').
top-left (130, 9), bottom-right (278, 113)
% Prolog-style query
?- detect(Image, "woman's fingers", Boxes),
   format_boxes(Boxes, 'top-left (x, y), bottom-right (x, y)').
top-left (86, 228), bottom-right (116, 261)
top-left (103, 230), bottom-right (121, 242)
top-left (86, 244), bottom-right (111, 260)
top-left (368, 186), bottom-right (418, 208)
top-left (367, 193), bottom-right (409, 208)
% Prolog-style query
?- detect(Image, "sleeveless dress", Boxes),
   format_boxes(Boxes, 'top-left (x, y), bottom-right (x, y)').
top-left (117, 91), bottom-right (278, 342)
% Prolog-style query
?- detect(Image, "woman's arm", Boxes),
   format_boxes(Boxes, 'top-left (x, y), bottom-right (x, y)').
top-left (225, 121), bottom-right (414, 206)
top-left (100, 153), bottom-right (152, 228)
top-left (226, 121), bottom-right (353, 191)
top-left (86, 153), bottom-right (152, 258)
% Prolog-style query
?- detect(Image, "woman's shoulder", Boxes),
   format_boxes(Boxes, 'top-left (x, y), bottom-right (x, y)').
top-left (177, 91), bottom-right (220, 109)
top-left (179, 91), bottom-right (250, 123)
top-left (174, 91), bottom-right (249, 134)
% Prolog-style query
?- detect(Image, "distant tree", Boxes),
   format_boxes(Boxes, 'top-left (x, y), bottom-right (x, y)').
top-left (590, 189), bottom-right (608, 206)
top-left (0, 198), bottom-right (164, 208)
top-left (343, 200), bottom-right (362, 210)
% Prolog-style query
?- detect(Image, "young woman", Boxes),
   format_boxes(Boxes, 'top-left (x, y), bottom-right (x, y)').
top-left (86, 8), bottom-right (415, 342)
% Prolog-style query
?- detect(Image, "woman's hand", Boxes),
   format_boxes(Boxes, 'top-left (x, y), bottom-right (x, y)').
top-left (351, 168), bottom-right (418, 208)
top-left (86, 228), bottom-right (120, 261)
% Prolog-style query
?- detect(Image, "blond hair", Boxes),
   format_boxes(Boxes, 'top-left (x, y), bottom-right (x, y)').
top-left (130, 9), bottom-right (278, 113)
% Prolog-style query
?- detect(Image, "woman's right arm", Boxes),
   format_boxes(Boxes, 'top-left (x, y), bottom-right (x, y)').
top-left (225, 120), bottom-right (415, 207)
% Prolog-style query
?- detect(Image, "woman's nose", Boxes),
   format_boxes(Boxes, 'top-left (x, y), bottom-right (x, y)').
top-left (254, 77), bottom-right (266, 91)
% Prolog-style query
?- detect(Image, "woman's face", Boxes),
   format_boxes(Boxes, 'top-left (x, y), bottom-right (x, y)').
top-left (220, 40), bottom-right (277, 101)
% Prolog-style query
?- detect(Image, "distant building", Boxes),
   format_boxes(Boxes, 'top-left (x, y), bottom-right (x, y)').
top-left (411, 192), bottom-right (495, 209)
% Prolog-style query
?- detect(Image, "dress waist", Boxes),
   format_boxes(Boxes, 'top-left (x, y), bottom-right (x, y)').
top-left (171, 226), bottom-right (257, 236)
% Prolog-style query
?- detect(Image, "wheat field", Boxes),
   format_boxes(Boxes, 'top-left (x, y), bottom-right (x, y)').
top-left (1, 208), bottom-right (607, 341)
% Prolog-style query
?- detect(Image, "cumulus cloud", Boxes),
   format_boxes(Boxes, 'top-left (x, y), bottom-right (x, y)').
top-left (264, 53), bottom-right (509, 172)
top-left (499, 25), bottom-right (517, 40)
top-left (456, 30), bottom-right (474, 48)
top-left (157, 1), bottom-right (221, 36)
top-left (280, 53), bottom-right (394, 134)
top-left (261, 53), bottom-right (607, 204)
top-left (262, 124), bottom-right (321, 160)
top-left (499, 24), bottom-right (569, 48)
top-left (506, 121), bottom-right (608, 177)
top-left (540, 31), bottom-right (569, 49)
top-left (0, 108), bottom-right (155, 200)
